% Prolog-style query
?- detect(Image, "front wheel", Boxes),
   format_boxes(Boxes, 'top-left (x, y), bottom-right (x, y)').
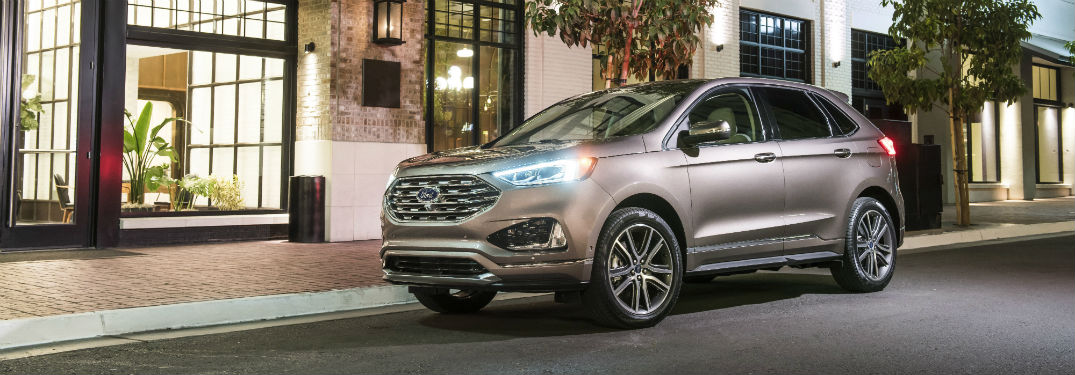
top-left (413, 288), bottom-right (497, 314)
top-left (830, 197), bottom-right (897, 292)
top-left (584, 207), bottom-right (684, 329)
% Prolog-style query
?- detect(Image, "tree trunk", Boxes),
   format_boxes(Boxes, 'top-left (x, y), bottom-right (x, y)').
top-left (605, 56), bottom-right (615, 89)
top-left (620, 24), bottom-right (635, 84)
top-left (947, 88), bottom-right (971, 226)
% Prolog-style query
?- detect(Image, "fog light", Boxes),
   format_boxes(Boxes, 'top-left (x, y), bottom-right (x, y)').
top-left (487, 218), bottom-right (567, 251)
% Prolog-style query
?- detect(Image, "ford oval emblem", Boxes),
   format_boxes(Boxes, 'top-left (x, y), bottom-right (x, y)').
top-left (415, 187), bottom-right (441, 203)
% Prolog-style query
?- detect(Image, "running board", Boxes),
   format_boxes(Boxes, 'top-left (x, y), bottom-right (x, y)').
top-left (687, 251), bottom-right (842, 275)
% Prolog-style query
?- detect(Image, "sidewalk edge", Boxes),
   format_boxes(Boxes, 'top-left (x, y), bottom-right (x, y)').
top-left (0, 284), bottom-right (415, 350)
top-left (900, 221), bottom-right (1073, 250)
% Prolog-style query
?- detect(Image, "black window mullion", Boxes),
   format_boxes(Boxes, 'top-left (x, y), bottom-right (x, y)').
top-left (471, 4), bottom-right (480, 146)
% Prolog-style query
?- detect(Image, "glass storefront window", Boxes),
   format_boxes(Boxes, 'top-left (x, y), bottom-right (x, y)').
top-left (427, 0), bottom-right (520, 152)
top-left (127, 0), bottom-right (287, 41)
top-left (1036, 106), bottom-right (1062, 183)
top-left (1031, 65), bottom-right (1059, 102)
top-left (123, 45), bottom-right (285, 213)
top-left (965, 101), bottom-right (1000, 183)
top-left (11, 0), bottom-right (82, 225)
top-left (431, 41), bottom-right (475, 151)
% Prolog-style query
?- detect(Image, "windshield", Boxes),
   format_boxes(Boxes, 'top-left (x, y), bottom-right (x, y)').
top-left (492, 81), bottom-right (703, 147)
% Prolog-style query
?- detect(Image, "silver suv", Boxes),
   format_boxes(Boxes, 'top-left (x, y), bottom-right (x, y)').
top-left (381, 78), bottom-right (904, 328)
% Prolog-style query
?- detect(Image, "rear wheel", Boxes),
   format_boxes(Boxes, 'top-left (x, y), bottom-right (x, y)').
top-left (584, 207), bottom-right (683, 329)
top-left (412, 288), bottom-right (497, 314)
top-left (830, 197), bottom-right (897, 292)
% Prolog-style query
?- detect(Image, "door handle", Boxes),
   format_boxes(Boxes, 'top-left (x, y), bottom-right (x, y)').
top-left (753, 152), bottom-right (777, 163)
top-left (833, 148), bottom-right (852, 158)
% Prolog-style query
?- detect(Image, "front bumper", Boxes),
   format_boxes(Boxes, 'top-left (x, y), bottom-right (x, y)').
top-left (380, 175), bottom-right (615, 292)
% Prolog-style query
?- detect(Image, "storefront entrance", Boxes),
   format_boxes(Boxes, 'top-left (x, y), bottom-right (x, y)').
top-left (1, 0), bottom-right (96, 249)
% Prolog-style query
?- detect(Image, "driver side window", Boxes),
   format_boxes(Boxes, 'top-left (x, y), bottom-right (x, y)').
top-left (687, 91), bottom-right (763, 145)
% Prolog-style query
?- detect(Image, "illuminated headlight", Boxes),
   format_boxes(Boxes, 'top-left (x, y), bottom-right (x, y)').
top-left (491, 158), bottom-right (597, 186)
top-left (487, 218), bottom-right (568, 251)
top-left (385, 167), bottom-right (399, 190)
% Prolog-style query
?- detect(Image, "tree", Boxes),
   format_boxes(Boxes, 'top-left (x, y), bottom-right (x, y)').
top-left (867, 0), bottom-right (1040, 226)
top-left (525, 0), bottom-right (719, 89)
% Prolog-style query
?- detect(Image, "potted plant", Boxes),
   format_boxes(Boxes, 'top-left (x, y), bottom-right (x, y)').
top-left (122, 102), bottom-right (183, 212)
top-left (177, 174), bottom-right (214, 211)
top-left (210, 175), bottom-right (244, 211)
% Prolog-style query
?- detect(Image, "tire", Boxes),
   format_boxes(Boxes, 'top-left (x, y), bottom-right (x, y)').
top-left (583, 207), bottom-right (684, 329)
top-left (413, 289), bottom-right (497, 314)
top-left (830, 197), bottom-right (897, 293)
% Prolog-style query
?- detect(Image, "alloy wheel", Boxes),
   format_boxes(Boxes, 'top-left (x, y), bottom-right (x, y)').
top-left (855, 209), bottom-right (894, 281)
top-left (607, 223), bottom-right (675, 315)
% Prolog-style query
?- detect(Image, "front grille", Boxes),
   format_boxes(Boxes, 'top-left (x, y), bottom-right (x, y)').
top-left (386, 175), bottom-right (500, 222)
top-left (384, 256), bottom-right (488, 276)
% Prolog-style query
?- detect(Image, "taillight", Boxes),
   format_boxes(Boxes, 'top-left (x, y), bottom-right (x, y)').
top-left (878, 137), bottom-right (896, 156)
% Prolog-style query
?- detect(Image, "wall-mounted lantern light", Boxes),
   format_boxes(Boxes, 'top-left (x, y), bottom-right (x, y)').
top-left (304, 42), bottom-right (316, 53)
top-left (832, 61), bottom-right (841, 68)
top-left (715, 44), bottom-right (724, 52)
top-left (373, 0), bottom-right (405, 45)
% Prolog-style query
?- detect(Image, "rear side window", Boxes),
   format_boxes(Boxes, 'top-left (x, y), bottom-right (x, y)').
top-left (815, 94), bottom-right (860, 135)
top-left (756, 87), bottom-right (832, 140)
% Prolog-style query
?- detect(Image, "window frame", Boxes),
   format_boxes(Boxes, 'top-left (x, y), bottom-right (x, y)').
top-left (424, 0), bottom-right (524, 153)
top-left (1031, 64), bottom-right (1062, 105)
top-left (965, 101), bottom-right (1002, 183)
top-left (1033, 103), bottom-right (1064, 184)
top-left (120, 0), bottom-right (297, 216)
top-left (738, 9), bottom-right (811, 83)
top-left (753, 86), bottom-right (835, 141)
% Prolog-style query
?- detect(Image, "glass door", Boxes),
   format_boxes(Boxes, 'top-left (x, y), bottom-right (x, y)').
top-left (1, 0), bottom-right (92, 249)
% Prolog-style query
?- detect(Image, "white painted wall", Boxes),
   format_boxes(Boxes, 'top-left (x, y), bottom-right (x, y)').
top-left (294, 140), bottom-right (425, 242)
top-left (849, 0), bottom-right (895, 34)
top-left (523, 33), bottom-right (594, 117)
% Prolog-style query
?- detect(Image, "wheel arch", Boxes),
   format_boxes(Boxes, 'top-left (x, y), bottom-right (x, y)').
top-left (613, 193), bottom-right (688, 256)
top-left (857, 186), bottom-right (902, 244)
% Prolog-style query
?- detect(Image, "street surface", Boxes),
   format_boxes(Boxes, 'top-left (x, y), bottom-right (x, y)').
top-left (2, 234), bottom-right (1072, 374)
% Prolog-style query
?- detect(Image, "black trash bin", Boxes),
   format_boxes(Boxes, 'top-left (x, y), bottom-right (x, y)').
top-left (289, 175), bottom-right (326, 243)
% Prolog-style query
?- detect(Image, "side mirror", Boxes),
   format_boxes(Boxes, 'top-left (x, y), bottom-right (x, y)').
top-left (678, 121), bottom-right (732, 148)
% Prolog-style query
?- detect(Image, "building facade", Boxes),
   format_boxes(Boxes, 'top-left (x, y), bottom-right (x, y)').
top-left (0, 0), bottom-right (1071, 250)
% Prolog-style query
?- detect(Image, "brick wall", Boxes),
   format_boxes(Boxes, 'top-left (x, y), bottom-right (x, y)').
top-left (296, 0), bottom-right (424, 144)
top-left (296, 0), bottom-right (335, 142)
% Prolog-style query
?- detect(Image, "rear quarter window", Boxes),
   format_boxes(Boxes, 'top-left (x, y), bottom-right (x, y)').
top-left (815, 94), bottom-right (860, 135)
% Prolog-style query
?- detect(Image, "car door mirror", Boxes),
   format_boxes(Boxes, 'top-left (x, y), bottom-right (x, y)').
top-left (679, 120), bottom-right (732, 148)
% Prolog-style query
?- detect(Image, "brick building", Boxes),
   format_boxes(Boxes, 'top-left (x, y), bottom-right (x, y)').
top-left (0, 0), bottom-right (1071, 249)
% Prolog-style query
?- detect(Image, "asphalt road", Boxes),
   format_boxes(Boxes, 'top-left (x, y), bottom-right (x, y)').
top-left (2, 234), bottom-right (1073, 374)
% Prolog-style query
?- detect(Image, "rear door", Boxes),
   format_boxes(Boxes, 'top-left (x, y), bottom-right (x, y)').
top-left (679, 86), bottom-right (786, 269)
top-left (754, 87), bottom-right (849, 255)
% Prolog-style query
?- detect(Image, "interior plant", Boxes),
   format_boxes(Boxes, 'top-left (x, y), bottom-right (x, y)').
top-left (20, 74), bottom-right (43, 131)
top-left (123, 102), bottom-right (182, 208)
top-left (178, 174), bottom-right (214, 211)
top-left (209, 175), bottom-right (243, 211)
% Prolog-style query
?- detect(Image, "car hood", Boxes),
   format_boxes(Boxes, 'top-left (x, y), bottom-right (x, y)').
top-left (395, 136), bottom-right (645, 178)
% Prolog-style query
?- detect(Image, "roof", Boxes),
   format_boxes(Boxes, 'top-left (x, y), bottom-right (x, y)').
top-left (1022, 33), bottom-right (1074, 65)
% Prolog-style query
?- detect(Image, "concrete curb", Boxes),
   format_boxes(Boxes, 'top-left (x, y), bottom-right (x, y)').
top-left (1, 221), bottom-right (1072, 351)
top-left (0, 284), bottom-right (416, 350)
top-left (901, 221), bottom-right (1073, 250)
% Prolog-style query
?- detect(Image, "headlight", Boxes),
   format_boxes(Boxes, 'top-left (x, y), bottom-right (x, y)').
top-left (385, 167), bottom-right (399, 190)
top-left (492, 157), bottom-right (597, 186)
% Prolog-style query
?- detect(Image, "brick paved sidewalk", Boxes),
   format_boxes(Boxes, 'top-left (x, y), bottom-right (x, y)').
top-left (0, 241), bottom-right (385, 320)
top-left (0, 197), bottom-right (1070, 322)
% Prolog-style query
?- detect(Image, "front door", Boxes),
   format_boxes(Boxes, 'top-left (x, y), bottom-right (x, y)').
top-left (0, 0), bottom-right (95, 249)
top-left (680, 87), bottom-right (785, 268)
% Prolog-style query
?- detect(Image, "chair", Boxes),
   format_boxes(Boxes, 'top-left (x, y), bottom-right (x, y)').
top-left (53, 174), bottom-right (74, 223)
